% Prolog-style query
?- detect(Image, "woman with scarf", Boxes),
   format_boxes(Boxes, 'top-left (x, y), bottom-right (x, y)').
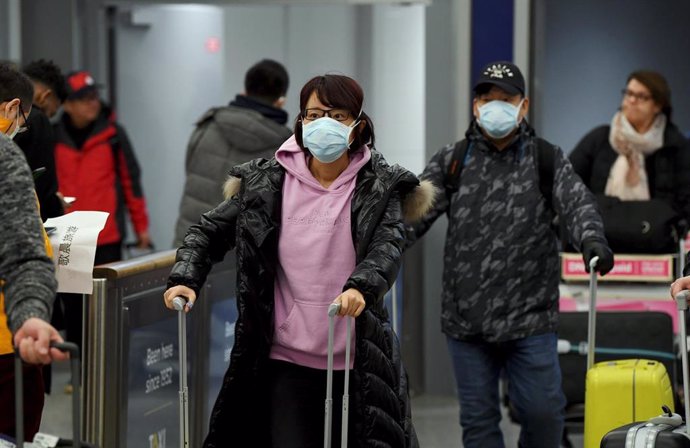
top-left (570, 70), bottom-right (690, 250)
top-left (164, 74), bottom-right (431, 447)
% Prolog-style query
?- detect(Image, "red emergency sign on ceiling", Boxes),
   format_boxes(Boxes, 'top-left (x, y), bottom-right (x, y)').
top-left (205, 37), bottom-right (221, 53)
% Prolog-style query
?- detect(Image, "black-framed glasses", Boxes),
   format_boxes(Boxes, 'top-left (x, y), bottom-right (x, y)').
top-left (302, 108), bottom-right (352, 122)
top-left (621, 88), bottom-right (652, 102)
top-left (16, 104), bottom-right (29, 134)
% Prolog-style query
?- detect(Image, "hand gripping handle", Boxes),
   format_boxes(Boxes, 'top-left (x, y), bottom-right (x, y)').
top-left (172, 296), bottom-right (189, 312)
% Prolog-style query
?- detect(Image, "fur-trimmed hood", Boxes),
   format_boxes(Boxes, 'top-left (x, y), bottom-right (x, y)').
top-left (223, 175), bottom-right (436, 223)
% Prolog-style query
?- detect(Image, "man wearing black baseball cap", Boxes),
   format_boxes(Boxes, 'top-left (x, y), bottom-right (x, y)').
top-left (472, 61), bottom-right (526, 142)
top-left (407, 61), bottom-right (613, 447)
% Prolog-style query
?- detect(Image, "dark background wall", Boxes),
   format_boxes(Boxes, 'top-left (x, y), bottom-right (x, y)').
top-left (532, 0), bottom-right (690, 153)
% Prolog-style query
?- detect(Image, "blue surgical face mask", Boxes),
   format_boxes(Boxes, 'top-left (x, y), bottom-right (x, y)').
top-left (302, 117), bottom-right (359, 164)
top-left (477, 99), bottom-right (524, 139)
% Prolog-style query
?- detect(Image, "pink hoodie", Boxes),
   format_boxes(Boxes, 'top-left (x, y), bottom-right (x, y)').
top-left (270, 135), bottom-right (371, 370)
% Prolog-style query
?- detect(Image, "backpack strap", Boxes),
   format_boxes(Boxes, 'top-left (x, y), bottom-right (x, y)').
top-left (443, 137), bottom-right (556, 210)
top-left (534, 137), bottom-right (555, 210)
top-left (443, 140), bottom-right (470, 193)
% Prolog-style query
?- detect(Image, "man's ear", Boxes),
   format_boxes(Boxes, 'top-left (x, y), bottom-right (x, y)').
top-left (273, 96), bottom-right (286, 109)
top-left (472, 98), bottom-right (480, 120)
top-left (519, 97), bottom-right (530, 120)
top-left (37, 88), bottom-right (53, 106)
top-left (3, 98), bottom-right (20, 119)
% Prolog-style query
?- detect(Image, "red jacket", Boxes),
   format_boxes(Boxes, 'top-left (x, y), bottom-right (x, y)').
top-left (54, 110), bottom-right (149, 246)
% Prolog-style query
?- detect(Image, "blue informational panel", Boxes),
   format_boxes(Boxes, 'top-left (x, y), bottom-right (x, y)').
top-left (123, 289), bottom-right (180, 448)
top-left (205, 296), bottom-right (238, 421)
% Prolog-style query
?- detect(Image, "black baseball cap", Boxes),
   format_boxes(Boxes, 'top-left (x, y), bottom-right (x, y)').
top-left (473, 61), bottom-right (525, 96)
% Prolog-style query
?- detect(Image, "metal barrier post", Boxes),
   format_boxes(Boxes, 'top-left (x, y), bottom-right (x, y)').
top-left (85, 278), bottom-right (107, 446)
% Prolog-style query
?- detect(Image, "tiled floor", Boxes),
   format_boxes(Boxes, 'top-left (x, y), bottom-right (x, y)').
top-left (40, 362), bottom-right (584, 447)
top-left (410, 394), bottom-right (584, 448)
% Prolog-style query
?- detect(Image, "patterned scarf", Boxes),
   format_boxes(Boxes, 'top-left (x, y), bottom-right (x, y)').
top-left (605, 111), bottom-right (666, 200)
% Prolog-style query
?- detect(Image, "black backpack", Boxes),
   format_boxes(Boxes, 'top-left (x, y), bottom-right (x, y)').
top-left (443, 138), bottom-right (556, 209)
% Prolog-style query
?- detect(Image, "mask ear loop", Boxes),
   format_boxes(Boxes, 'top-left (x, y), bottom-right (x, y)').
top-left (2, 102), bottom-right (21, 139)
top-left (515, 99), bottom-right (525, 123)
top-left (347, 106), bottom-right (366, 148)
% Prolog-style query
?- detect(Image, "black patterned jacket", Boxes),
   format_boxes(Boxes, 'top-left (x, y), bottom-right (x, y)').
top-left (412, 121), bottom-right (606, 342)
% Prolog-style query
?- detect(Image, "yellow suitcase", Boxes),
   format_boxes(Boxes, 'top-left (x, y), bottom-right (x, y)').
top-left (579, 257), bottom-right (675, 448)
top-left (583, 358), bottom-right (674, 448)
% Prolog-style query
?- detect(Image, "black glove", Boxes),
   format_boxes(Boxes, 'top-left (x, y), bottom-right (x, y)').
top-left (581, 237), bottom-right (614, 275)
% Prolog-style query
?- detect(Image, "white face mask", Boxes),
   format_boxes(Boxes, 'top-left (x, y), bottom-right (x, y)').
top-left (477, 99), bottom-right (524, 139)
top-left (302, 117), bottom-right (360, 164)
top-left (7, 117), bottom-right (21, 140)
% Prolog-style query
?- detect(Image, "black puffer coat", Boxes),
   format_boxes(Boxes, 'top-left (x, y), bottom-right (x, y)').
top-left (570, 122), bottom-right (690, 220)
top-left (168, 149), bottom-right (435, 447)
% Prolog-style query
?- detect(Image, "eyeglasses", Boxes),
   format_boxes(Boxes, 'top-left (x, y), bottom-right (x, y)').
top-left (302, 108), bottom-right (352, 122)
top-left (621, 89), bottom-right (652, 102)
top-left (16, 104), bottom-right (29, 135)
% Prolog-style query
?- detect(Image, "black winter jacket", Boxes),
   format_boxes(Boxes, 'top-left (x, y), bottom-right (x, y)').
top-left (168, 149), bottom-right (435, 447)
top-left (14, 107), bottom-right (63, 220)
top-left (570, 122), bottom-right (690, 221)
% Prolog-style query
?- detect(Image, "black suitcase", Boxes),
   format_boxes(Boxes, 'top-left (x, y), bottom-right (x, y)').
top-left (600, 291), bottom-right (690, 447)
top-left (14, 341), bottom-right (95, 447)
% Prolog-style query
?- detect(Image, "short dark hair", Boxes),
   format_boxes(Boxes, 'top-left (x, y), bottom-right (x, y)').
top-left (0, 62), bottom-right (34, 108)
top-left (244, 59), bottom-right (289, 102)
top-left (23, 59), bottom-right (67, 102)
top-left (627, 70), bottom-right (672, 119)
top-left (294, 74), bottom-right (375, 153)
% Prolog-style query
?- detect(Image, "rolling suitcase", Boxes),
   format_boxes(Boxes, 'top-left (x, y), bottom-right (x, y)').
top-left (600, 290), bottom-right (690, 446)
top-left (13, 341), bottom-right (92, 448)
top-left (325, 302), bottom-right (352, 448)
top-left (582, 257), bottom-right (674, 448)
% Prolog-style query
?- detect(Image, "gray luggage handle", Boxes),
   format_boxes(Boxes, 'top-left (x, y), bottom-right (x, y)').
top-left (586, 256), bottom-right (600, 370)
top-left (325, 303), bottom-right (352, 448)
top-left (172, 296), bottom-right (190, 448)
top-left (15, 341), bottom-right (81, 448)
top-left (674, 290), bottom-right (690, 436)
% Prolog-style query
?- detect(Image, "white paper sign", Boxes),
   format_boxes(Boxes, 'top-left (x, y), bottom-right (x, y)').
top-left (44, 211), bottom-right (109, 294)
top-left (0, 440), bottom-right (41, 447)
top-left (31, 433), bottom-right (60, 447)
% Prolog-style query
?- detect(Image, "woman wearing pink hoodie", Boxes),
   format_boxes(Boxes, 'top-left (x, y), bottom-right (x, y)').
top-left (165, 74), bottom-right (434, 448)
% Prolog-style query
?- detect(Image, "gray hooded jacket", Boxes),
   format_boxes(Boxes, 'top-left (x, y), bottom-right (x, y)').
top-left (173, 104), bottom-right (292, 246)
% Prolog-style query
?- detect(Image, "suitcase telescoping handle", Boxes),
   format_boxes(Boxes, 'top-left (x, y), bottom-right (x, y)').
top-left (325, 303), bottom-right (352, 448)
top-left (171, 296), bottom-right (190, 448)
top-left (586, 256), bottom-right (600, 370)
top-left (674, 290), bottom-right (690, 435)
top-left (15, 341), bottom-right (81, 448)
